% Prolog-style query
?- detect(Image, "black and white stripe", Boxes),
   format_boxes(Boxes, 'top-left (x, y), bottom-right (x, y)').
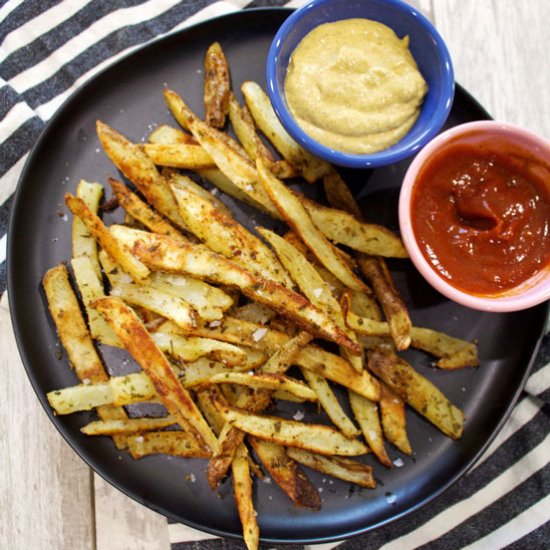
top-left (1, 1), bottom-right (549, 548)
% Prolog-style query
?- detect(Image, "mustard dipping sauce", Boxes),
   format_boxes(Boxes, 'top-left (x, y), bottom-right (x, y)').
top-left (284, 19), bottom-right (428, 155)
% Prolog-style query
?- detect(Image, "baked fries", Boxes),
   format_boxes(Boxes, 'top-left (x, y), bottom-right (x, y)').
top-left (42, 42), bottom-right (478, 550)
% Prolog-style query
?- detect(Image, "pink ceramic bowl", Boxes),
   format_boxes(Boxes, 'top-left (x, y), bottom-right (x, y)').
top-left (399, 120), bottom-right (550, 312)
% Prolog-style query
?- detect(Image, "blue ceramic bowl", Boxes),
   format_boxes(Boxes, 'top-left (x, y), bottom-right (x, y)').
top-left (267, 0), bottom-right (455, 168)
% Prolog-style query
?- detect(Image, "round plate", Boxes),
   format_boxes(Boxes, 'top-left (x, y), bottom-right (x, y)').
top-left (8, 8), bottom-right (548, 545)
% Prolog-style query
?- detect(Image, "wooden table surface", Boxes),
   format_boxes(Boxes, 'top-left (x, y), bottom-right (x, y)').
top-left (1, 1), bottom-right (549, 548)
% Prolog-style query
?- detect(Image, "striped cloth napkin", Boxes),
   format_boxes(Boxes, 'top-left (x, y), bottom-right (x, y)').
top-left (1, 1), bottom-right (549, 548)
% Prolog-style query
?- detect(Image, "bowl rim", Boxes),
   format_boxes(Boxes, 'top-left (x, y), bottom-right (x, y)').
top-left (266, 0), bottom-right (455, 168)
top-left (399, 119), bottom-right (550, 312)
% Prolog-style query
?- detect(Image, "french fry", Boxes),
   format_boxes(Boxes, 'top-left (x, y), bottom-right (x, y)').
top-left (342, 295), bottom-right (479, 369)
top-left (204, 42), bottom-right (231, 129)
top-left (143, 142), bottom-right (215, 169)
top-left (248, 437), bottom-right (321, 511)
top-left (47, 372), bottom-right (157, 414)
top-left (108, 178), bottom-right (188, 242)
top-left (410, 327), bottom-right (479, 369)
top-left (71, 256), bottom-right (120, 347)
top-left (232, 446), bottom-right (259, 550)
top-left (146, 271), bottom-right (233, 322)
top-left (171, 183), bottom-right (294, 288)
top-left (302, 197), bottom-right (408, 258)
top-left (169, 172), bottom-right (233, 217)
top-left (348, 390), bottom-right (392, 468)
top-left (368, 347), bottom-right (464, 440)
top-left (228, 92), bottom-right (277, 165)
top-left (110, 282), bottom-right (197, 330)
top-left (197, 371), bottom-right (317, 401)
top-left (110, 226), bottom-right (360, 352)
top-left (148, 124), bottom-right (198, 145)
top-left (241, 81), bottom-right (330, 183)
top-left (152, 331), bottom-right (246, 366)
top-left (300, 368), bottom-right (360, 438)
top-left (379, 382), bottom-right (412, 455)
top-left (257, 158), bottom-right (369, 293)
top-left (42, 264), bottom-right (129, 448)
top-left (179, 316), bottom-right (379, 401)
top-left (96, 120), bottom-right (187, 229)
top-left (81, 416), bottom-right (177, 435)
top-left (92, 296), bottom-right (219, 452)
top-left (72, 179), bottom-right (103, 280)
top-left (287, 448), bottom-right (376, 489)
top-left (43, 264), bottom-right (114, 382)
top-left (357, 255), bottom-right (412, 350)
top-left (66, 193), bottom-right (150, 283)
top-left (127, 431), bottom-right (212, 459)
top-left (219, 405), bottom-right (368, 456)
top-left (196, 167), bottom-right (269, 212)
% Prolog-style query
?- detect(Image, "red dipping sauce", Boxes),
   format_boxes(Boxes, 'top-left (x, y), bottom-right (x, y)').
top-left (411, 133), bottom-right (550, 296)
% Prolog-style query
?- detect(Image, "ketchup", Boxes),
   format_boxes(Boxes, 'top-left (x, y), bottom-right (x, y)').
top-left (411, 135), bottom-right (550, 296)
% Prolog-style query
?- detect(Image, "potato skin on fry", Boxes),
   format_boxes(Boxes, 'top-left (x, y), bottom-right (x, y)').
top-left (368, 347), bottom-right (464, 440)
top-left (204, 42), bottom-right (231, 128)
top-left (248, 437), bottom-right (322, 511)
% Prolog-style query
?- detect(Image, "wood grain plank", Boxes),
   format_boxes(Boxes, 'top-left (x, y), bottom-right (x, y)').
top-left (0, 293), bottom-right (95, 550)
top-left (94, 474), bottom-right (170, 550)
top-left (433, 0), bottom-right (550, 135)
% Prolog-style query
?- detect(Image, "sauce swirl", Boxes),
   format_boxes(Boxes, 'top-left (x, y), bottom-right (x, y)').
top-left (411, 134), bottom-right (550, 295)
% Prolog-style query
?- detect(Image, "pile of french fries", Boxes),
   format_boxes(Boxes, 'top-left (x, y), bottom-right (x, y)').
top-left (43, 42), bottom-right (478, 549)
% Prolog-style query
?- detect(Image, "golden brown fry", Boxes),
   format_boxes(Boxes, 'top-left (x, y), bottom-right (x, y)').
top-left (410, 327), bottom-right (479, 369)
top-left (204, 42), bottom-right (231, 128)
top-left (42, 264), bottom-right (128, 446)
top-left (348, 390), bottom-right (392, 468)
top-left (241, 81), bottom-right (330, 183)
top-left (171, 183), bottom-right (293, 288)
top-left (257, 158), bottom-right (369, 293)
top-left (66, 193), bottom-right (150, 283)
top-left (110, 226), bottom-right (360, 352)
top-left (368, 347), bottom-right (464, 440)
top-left (43, 265), bottom-right (113, 382)
top-left (71, 256), bottom-right (120, 347)
top-left (109, 178), bottom-right (187, 242)
top-left (232, 446), bottom-right (259, 550)
top-left (81, 416), bottom-right (177, 435)
top-left (127, 431), bottom-right (212, 459)
top-left (219, 405), bottom-right (368, 456)
top-left (169, 172), bottom-right (233, 217)
top-left (248, 437), bottom-right (321, 511)
top-left (72, 179), bottom-right (103, 280)
top-left (152, 332), bottom-right (246, 366)
top-left (180, 316), bottom-right (378, 400)
top-left (110, 282), bottom-right (197, 330)
top-left (302, 197), bottom-right (408, 258)
top-left (228, 92), bottom-right (275, 164)
top-left (286, 447), bottom-right (376, 489)
top-left (143, 142), bottom-right (215, 169)
top-left (357, 255), bottom-right (412, 350)
top-left (47, 372), bottom-right (157, 414)
top-left (379, 382), bottom-right (412, 455)
top-left (148, 124), bottom-right (198, 145)
top-left (205, 332), bottom-right (312, 489)
top-left (96, 120), bottom-right (187, 229)
top-left (92, 296), bottom-right (219, 453)
top-left (165, 89), bottom-right (280, 218)
top-left (300, 368), bottom-right (360, 438)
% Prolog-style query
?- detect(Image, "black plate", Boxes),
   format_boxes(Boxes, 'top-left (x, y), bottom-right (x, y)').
top-left (8, 8), bottom-right (548, 545)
